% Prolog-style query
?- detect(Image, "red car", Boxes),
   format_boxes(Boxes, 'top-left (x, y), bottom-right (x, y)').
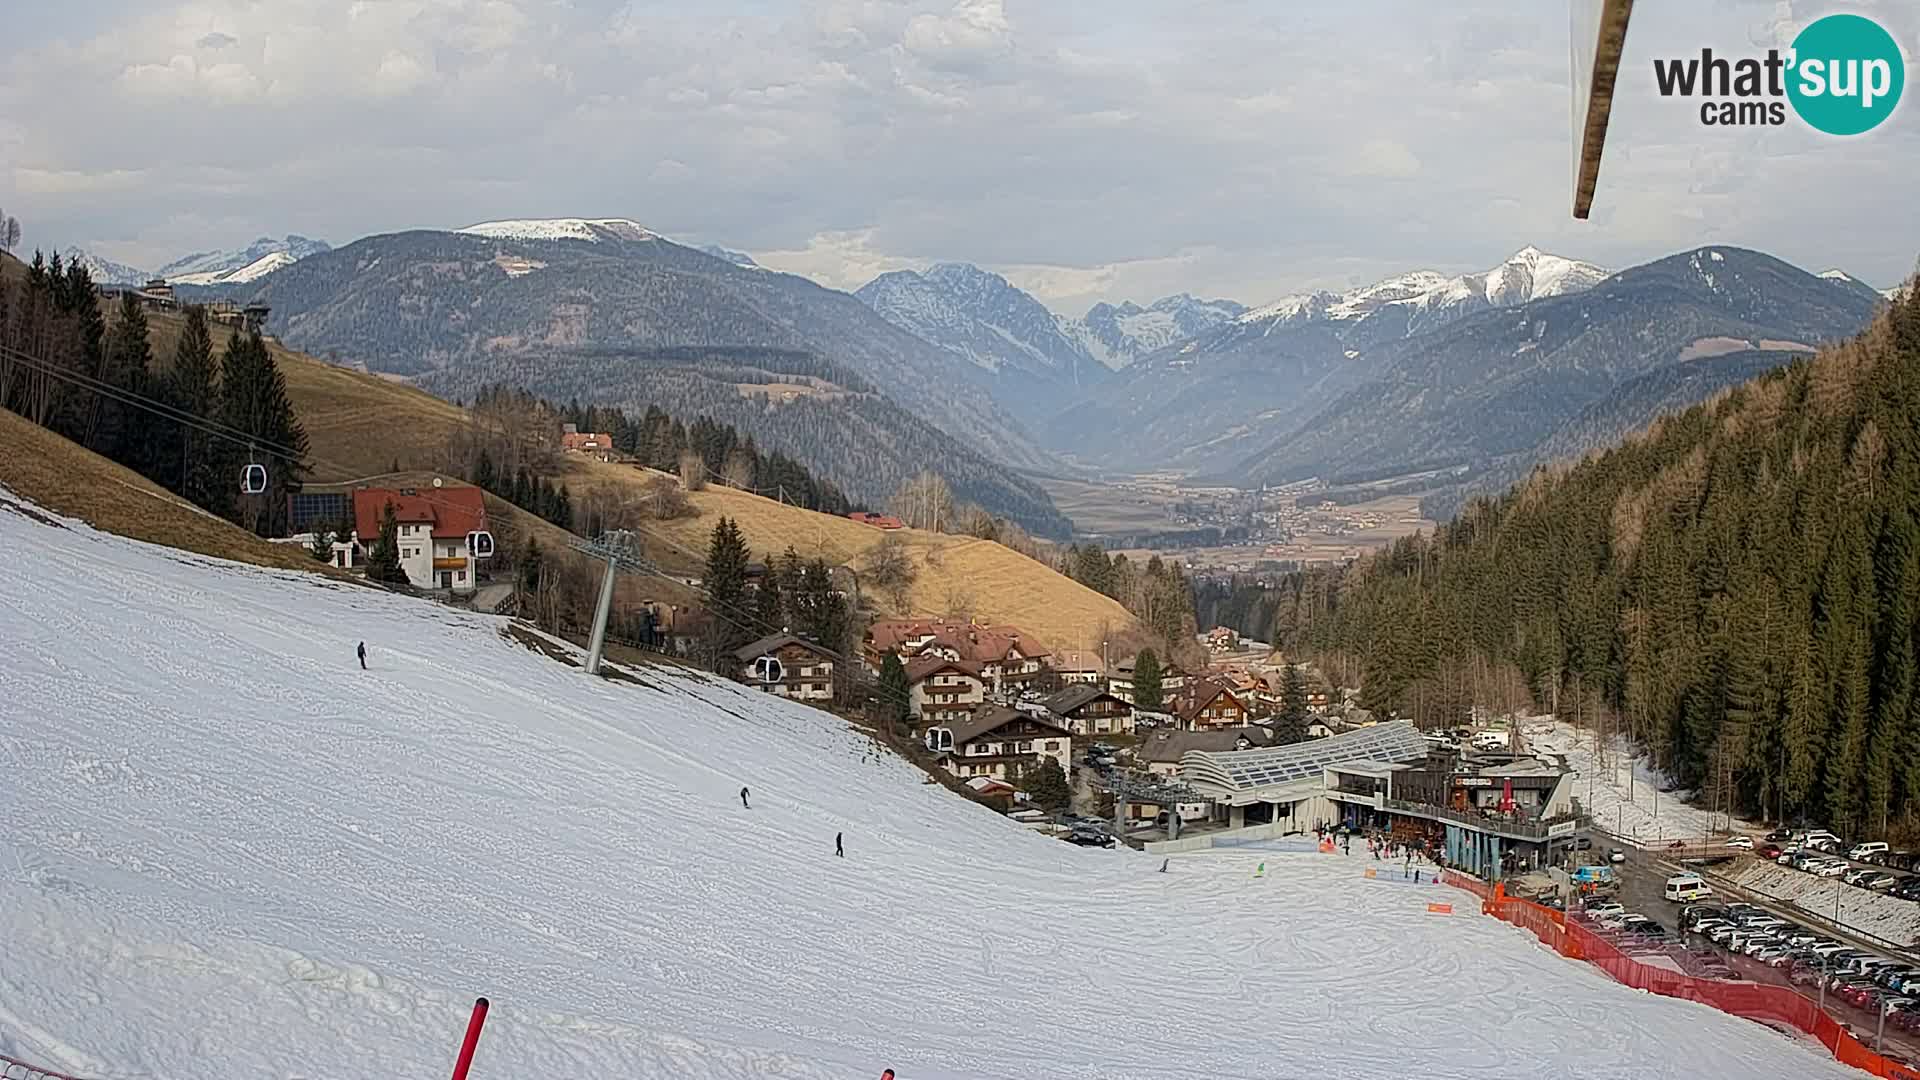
top-left (1758, 843), bottom-right (1784, 859)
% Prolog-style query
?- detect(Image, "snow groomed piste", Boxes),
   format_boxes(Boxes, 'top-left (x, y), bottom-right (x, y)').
top-left (0, 487), bottom-right (1865, 1078)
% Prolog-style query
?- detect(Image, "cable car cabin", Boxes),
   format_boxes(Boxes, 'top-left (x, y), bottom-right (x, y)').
top-left (240, 463), bottom-right (268, 495)
top-left (466, 530), bottom-right (496, 559)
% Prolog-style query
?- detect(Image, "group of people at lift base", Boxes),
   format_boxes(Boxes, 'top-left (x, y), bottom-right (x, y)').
top-left (1313, 823), bottom-right (1442, 882)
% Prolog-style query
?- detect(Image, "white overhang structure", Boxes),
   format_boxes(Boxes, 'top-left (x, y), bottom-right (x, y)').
top-left (1180, 721), bottom-right (1432, 807)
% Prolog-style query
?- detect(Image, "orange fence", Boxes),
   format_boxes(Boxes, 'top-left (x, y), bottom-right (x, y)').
top-left (1441, 872), bottom-right (1920, 1080)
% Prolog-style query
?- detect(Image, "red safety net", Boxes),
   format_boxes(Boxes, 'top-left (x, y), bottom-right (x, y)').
top-left (1440, 875), bottom-right (1920, 1080)
top-left (2, 1054), bottom-right (98, 1080)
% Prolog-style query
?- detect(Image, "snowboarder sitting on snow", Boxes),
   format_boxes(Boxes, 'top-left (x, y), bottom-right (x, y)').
top-left (740, 786), bottom-right (751, 810)
top-left (357, 641), bottom-right (367, 670)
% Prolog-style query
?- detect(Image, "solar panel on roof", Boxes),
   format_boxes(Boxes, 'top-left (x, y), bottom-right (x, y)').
top-left (1181, 721), bottom-right (1430, 792)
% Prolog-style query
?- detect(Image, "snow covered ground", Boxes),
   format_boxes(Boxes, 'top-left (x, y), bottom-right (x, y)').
top-left (1525, 719), bottom-right (1755, 843)
top-left (1729, 861), bottom-right (1920, 948)
top-left (0, 494), bottom-right (1861, 1079)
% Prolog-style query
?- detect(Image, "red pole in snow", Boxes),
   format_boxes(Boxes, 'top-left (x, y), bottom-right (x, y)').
top-left (451, 996), bottom-right (490, 1080)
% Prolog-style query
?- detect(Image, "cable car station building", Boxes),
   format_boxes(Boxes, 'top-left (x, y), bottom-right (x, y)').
top-left (1176, 720), bottom-right (1581, 877)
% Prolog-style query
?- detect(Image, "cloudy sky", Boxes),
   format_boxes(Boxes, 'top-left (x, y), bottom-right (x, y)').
top-left (2, 0), bottom-right (1915, 313)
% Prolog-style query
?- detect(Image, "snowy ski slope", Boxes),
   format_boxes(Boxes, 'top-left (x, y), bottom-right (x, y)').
top-left (0, 489), bottom-right (1861, 1079)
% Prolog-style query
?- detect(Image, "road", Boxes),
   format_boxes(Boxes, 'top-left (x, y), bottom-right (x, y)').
top-left (1598, 836), bottom-right (1920, 1066)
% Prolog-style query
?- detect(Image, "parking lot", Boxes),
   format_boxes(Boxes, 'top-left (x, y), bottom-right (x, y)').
top-left (1578, 840), bottom-right (1920, 1066)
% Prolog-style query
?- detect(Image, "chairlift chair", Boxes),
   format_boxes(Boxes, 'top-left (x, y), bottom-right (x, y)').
top-left (467, 529), bottom-right (496, 559)
top-left (240, 462), bottom-right (268, 495)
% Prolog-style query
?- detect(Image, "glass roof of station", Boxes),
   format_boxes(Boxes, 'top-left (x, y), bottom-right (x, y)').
top-left (1181, 720), bottom-right (1431, 792)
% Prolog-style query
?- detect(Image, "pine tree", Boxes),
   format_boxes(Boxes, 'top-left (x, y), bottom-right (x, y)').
top-left (309, 526), bottom-right (335, 562)
top-left (1022, 756), bottom-right (1071, 811)
top-left (98, 291), bottom-right (153, 469)
top-left (1277, 663), bottom-right (1309, 743)
top-left (1134, 648), bottom-right (1164, 712)
top-left (217, 329), bottom-right (308, 536)
top-left (163, 306), bottom-right (225, 515)
top-left (878, 651), bottom-right (911, 733)
top-left (363, 504), bottom-right (409, 585)
top-left (705, 516), bottom-right (751, 650)
top-left (755, 550), bottom-right (786, 631)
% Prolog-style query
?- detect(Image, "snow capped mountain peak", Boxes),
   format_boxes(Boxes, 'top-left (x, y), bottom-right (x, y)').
top-left (155, 235), bottom-right (331, 286)
top-left (1065, 293), bottom-right (1246, 369)
top-left (62, 247), bottom-right (150, 286)
top-left (456, 218), bottom-right (660, 243)
top-left (1233, 247), bottom-right (1607, 335)
top-left (1819, 268), bottom-right (1855, 283)
top-left (857, 264), bottom-right (1102, 384)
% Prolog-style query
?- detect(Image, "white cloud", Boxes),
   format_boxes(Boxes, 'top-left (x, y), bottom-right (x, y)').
top-left (0, 0), bottom-right (1914, 304)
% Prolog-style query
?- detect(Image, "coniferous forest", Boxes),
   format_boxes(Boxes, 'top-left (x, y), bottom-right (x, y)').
top-left (1260, 289), bottom-right (1920, 838)
top-left (1, 250), bottom-right (308, 536)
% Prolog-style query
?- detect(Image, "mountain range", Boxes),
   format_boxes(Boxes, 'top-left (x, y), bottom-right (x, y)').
top-left (225, 220), bottom-right (1071, 534)
top-left (62, 234), bottom-right (331, 288)
top-left (1238, 246), bottom-right (1885, 508)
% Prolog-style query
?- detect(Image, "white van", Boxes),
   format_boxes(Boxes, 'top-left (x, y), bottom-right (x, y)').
top-left (1849, 841), bottom-right (1890, 861)
top-left (1472, 730), bottom-right (1510, 751)
top-left (1665, 874), bottom-right (1714, 902)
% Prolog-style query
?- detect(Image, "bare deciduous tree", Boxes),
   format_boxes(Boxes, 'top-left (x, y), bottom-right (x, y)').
top-left (679, 450), bottom-right (707, 491)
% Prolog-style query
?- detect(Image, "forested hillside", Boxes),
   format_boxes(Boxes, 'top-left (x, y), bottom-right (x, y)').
top-left (1265, 287), bottom-right (1920, 839)
top-left (419, 346), bottom-right (1073, 537)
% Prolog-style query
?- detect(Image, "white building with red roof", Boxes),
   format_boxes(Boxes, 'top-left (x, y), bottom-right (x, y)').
top-left (351, 485), bottom-right (490, 594)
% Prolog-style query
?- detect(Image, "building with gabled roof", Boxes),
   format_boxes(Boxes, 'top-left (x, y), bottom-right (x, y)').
top-left (905, 655), bottom-right (987, 727)
top-left (350, 485), bottom-right (489, 594)
top-left (733, 633), bottom-right (836, 703)
top-left (927, 704), bottom-right (1072, 784)
top-left (866, 618), bottom-right (1050, 695)
top-left (1172, 675), bottom-right (1250, 731)
top-left (1043, 684), bottom-right (1134, 737)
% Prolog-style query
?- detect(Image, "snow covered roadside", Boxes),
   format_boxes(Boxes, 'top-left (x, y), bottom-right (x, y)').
top-left (1525, 719), bottom-right (1755, 843)
top-left (1728, 860), bottom-right (1920, 949)
top-left (0, 490), bottom-right (1862, 1080)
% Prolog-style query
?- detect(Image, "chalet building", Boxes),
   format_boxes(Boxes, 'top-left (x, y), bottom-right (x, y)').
top-left (1106, 656), bottom-right (1187, 706)
top-left (734, 633), bottom-right (836, 703)
top-left (1050, 650), bottom-right (1105, 687)
top-left (1206, 626), bottom-right (1240, 652)
top-left (1043, 685), bottom-right (1134, 737)
top-left (847, 512), bottom-right (905, 529)
top-left (560, 426), bottom-right (616, 457)
top-left (1173, 676), bottom-right (1250, 732)
top-left (930, 705), bottom-right (1072, 784)
top-left (867, 619), bottom-right (1049, 696)
top-left (906, 656), bottom-right (987, 726)
top-left (350, 486), bottom-right (490, 594)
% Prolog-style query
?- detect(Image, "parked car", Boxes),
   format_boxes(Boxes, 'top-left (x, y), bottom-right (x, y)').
top-left (1815, 860), bottom-right (1851, 878)
top-left (1725, 835), bottom-right (1755, 849)
top-left (1065, 829), bottom-right (1115, 848)
top-left (1845, 867), bottom-right (1876, 886)
top-left (1758, 843), bottom-right (1784, 859)
top-left (1866, 871), bottom-right (1900, 891)
top-left (1609, 848), bottom-right (1627, 864)
top-left (1765, 828), bottom-right (1793, 842)
top-left (1851, 841), bottom-right (1892, 861)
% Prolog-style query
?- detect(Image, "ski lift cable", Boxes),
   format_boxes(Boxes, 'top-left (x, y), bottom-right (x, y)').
top-left (5, 345), bottom-right (903, 707)
top-left (1, 343), bottom-right (513, 535)
top-left (0, 343), bottom-right (309, 463)
top-left (572, 535), bottom-right (915, 713)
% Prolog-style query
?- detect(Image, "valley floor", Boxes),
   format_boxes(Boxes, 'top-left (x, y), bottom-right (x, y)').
top-left (0, 492), bottom-right (1862, 1079)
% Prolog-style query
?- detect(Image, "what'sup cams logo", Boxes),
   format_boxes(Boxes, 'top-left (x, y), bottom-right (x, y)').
top-left (1653, 13), bottom-right (1905, 134)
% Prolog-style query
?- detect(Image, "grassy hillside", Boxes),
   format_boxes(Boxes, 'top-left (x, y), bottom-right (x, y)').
top-left (143, 309), bottom-right (465, 481)
top-left (567, 457), bottom-right (1141, 648)
top-left (0, 406), bottom-right (342, 575)
top-left (144, 308), bottom-right (1138, 645)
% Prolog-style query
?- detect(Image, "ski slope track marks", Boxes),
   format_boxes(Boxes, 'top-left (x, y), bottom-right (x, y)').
top-left (0, 488), bottom-right (1861, 1079)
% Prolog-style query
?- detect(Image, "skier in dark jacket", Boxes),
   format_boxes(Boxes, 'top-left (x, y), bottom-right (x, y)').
top-left (740, 787), bottom-right (750, 810)
top-left (357, 641), bottom-right (367, 670)
top-left (836, 832), bottom-right (845, 857)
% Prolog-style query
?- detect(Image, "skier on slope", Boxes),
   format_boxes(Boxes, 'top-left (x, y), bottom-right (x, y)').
top-left (740, 786), bottom-right (751, 810)
top-left (357, 641), bottom-right (367, 670)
